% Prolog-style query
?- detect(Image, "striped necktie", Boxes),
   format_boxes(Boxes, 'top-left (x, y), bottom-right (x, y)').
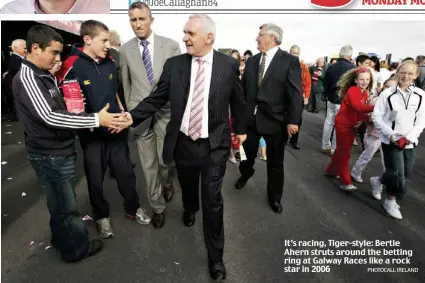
top-left (140, 40), bottom-right (154, 85)
top-left (258, 53), bottom-right (266, 87)
top-left (188, 58), bottom-right (205, 141)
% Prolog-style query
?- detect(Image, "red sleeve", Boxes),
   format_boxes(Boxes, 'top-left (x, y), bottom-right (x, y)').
top-left (56, 55), bottom-right (78, 84)
top-left (301, 63), bottom-right (312, 99)
top-left (346, 87), bottom-right (374, 113)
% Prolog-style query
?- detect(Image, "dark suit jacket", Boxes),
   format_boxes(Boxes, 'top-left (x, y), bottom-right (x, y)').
top-left (4, 54), bottom-right (23, 94)
top-left (7, 54), bottom-right (23, 76)
top-left (243, 48), bottom-right (303, 135)
top-left (129, 50), bottom-right (247, 165)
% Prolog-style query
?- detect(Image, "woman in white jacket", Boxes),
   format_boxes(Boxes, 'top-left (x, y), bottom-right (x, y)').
top-left (371, 60), bottom-right (425, 220)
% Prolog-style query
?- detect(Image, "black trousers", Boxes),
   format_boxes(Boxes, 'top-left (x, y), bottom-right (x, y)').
top-left (357, 122), bottom-right (367, 149)
top-left (79, 136), bottom-right (140, 219)
top-left (175, 133), bottom-right (226, 263)
top-left (239, 127), bottom-right (288, 203)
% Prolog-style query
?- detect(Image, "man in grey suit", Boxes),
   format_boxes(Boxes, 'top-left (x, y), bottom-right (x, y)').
top-left (120, 2), bottom-right (181, 228)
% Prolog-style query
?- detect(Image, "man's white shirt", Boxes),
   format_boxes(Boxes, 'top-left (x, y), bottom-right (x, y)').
top-left (180, 49), bottom-right (214, 138)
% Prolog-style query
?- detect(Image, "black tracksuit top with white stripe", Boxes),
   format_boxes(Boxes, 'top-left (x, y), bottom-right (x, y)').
top-left (13, 60), bottom-right (98, 156)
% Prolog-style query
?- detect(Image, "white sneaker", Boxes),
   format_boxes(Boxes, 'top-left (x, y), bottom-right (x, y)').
top-left (135, 208), bottom-right (151, 225)
top-left (351, 175), bottom-right (363, 183)
top-left (126, 208), bottom-right (151, 225)
top-left (383, 199), bottom-right (402, 219)
top-left (228, 156), bottom-right (237, 163)
top-left (96, 218), bottom-right (115, 239)
top-left (370, 177), bottom-right (383, 200)
top-left (340, 184), bottom-right (357, 191)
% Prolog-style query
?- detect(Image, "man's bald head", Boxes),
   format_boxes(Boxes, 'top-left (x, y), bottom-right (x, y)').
top-left (11, 39), bottom-right (27, 57)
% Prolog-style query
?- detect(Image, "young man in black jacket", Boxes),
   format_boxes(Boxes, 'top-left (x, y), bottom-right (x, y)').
top-left (57, 20), bottom-right (151, 239)
top-left (13, 25), bottom-right (131, 262)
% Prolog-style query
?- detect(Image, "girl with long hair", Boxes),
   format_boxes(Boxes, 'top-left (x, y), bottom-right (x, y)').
top-left (325, 68), bottom-right (375, 190)
top-left (351, 77), bottom-right (398, 183)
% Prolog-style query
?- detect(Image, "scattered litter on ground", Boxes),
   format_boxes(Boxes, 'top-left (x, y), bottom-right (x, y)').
top-left (22, 192), bottom-right (26, 197)
top-left (3, 214), bottom-right (9, 217)
top-left (174, 262), bottom-right (179, 265)
top-left (7, 177), bottom-right (12, 180)
top-left (159, 267), bottom-right (165, 272)
top-left (4, 132), bottom-right (12, 135)
top-left (1, 161), bottom-right (7, 165)
top-left (5, 124), bottom-right (11, 127)
top-left (45, 246), bottom-right (51, 250)
top-left (82, 215), bottom-right (93, 221)
top-left (18, 142), bottom-right (22, 144)
top-left (28, 241), bottom-right (44, 251)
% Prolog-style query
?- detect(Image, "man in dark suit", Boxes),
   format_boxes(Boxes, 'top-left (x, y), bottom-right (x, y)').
top-left (3, 39), bottom-right (27, 120)
top-left (234, 23), bottom-right (303, 214)
top-left (121, 14), bottom-right (246, 281)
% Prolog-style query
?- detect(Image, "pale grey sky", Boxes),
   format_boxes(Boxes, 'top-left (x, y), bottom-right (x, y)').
top-left (94, 14), bottom-right (425, 63)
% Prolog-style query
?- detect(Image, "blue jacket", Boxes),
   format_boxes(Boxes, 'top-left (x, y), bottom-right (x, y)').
top-left (57, 44), bottom-right (124, 140)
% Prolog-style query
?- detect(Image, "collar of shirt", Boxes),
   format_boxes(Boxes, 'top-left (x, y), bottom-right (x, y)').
top-left (192, 48), bottom-right (214, 65)
top-left (396, 85), bottom-right (414, 96)
top-left (263, 46), bottom-right (279, 61)
top-left (33, 0), bottom-right (80, 14)
top-left (137, 32), bottom-right (155, 46)
top-left (13, 53), bottom-right (25, 59)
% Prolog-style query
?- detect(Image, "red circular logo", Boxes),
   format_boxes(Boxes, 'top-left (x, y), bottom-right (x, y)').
top-left (311, 0), bottom-right (354, 8)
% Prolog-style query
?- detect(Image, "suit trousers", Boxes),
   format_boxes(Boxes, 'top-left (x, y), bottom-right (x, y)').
top-left (79, 136), bottom-right (140, 219)
top-left (174, 133), bottom-right (226, 263)
top-left (326, 127), bottom-right (356, 185)
top-left (135, 120), bottom-right (172, 214)
top-left (239, 127), bottom-right (288, 203)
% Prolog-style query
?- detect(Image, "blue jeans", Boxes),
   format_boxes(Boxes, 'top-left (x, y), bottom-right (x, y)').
top-left (381, 143), bottom-right (416, 198)
top-left (28, 153), bottom-right (89, 262)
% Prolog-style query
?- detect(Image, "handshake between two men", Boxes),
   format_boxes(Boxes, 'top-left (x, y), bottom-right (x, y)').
top-left (95, 104), bottom-right (249, 145)
top-left (95, 103), bottom-right (133, 133)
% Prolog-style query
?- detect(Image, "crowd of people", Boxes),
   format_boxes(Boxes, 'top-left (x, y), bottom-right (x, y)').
top-left (2, 1), bottom-right (425, 281)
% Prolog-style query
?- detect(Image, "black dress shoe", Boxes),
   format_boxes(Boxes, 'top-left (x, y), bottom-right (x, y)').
top-left (209, 260), bottom-right (226, 281)
top-left (235, 177), bottom-right (247, 190)
top-left (152, 213), bottom-right (165, 228)
top-left (270, 202), bottom-right (283, 214)
top-left (291, 142), bottom-right (301, 150)
top-left (183, 210), bottom-right (195, 227)
top-left (163, 184), bottom-right (174, 202)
